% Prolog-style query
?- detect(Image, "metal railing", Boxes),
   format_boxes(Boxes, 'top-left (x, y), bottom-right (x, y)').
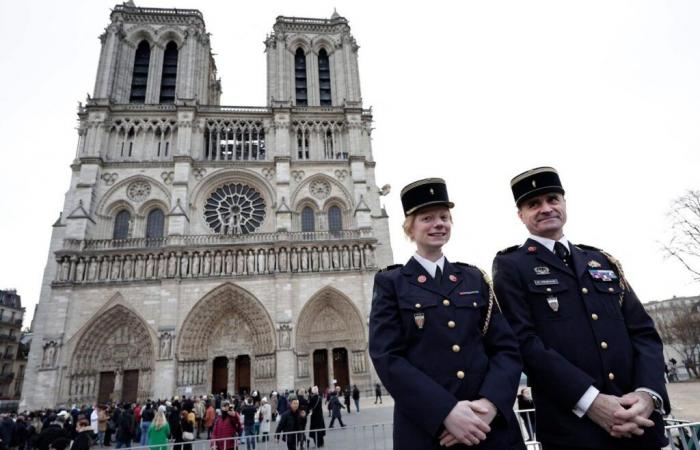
top-left (665, 420), bottom-right (700, 450)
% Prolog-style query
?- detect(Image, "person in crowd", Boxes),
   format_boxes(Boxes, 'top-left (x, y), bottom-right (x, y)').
top-left (374, 384), bottom-right (382, 405)
top-left (275, 398), bottom-right (305, 450)
top-left (257, 398), bottom-right (272, 443)
top-left (179, 410), bottom-right (194, 450)
top-left (342, 386), bottom-right (351, 415)
top-left (240, 397), bottom-right (257, 450)
top-left (139, 402), bottom-right (154, 447)
top-left (115, 404), bottom-right (135, 449)
top-left (269, 393), bottom-right (278, 423)
top-left (95, 405), bottom-right (108, 447)
top-left (327, 387), bottom-right (345, 429)
top-left (35, 414), bottom-right (69, 450)
top-left (307, 386), bottom-right (325, 448)
top-left (71, 417), bottom-right (93, 450)
top-left (211, 401), bottom-right (241, 450)
top-left (147, 407), bottom-right (170, 450)
top-left (0, 413), bottom-right (15, 450)
top-left (369, 178), bottom-right (525, 449)
top-left (351, 385), bottom-right (360, 413)
top-left (203, 401), bottom-right (215, 440)
top-left (493, 166), bottom-right (670, 450)
top-left (194, 397), bottom-right (204, 439)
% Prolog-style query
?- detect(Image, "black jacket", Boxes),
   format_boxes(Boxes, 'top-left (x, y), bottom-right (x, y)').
top-left (35, 424), bottom-right (69, 450)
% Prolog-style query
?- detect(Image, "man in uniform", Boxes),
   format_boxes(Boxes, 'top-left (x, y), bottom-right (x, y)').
top-left (492, 166), bottom-right (669, 450)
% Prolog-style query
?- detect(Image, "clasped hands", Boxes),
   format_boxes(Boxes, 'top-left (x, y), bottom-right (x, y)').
top-left (586, 391), bottom-right (655, 439)
top-left (439, 398), bottom-right (497, 447)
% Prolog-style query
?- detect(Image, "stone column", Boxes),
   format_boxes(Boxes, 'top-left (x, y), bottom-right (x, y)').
top-left (145, 43), bottom-right (164, 104)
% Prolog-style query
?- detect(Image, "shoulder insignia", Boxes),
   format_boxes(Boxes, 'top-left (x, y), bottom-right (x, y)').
top-left (576, 243), bottom-right (628, 304)
top-left (497, 245), bottom-right (519, 255)
top-left (454, 261), bottom-right (475, 269)
top-left (378, 264), bottom-right (403, 273)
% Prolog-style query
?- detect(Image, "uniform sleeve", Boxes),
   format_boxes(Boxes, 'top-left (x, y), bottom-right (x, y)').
top-left (492, 255), bottom-right (595, 410)
top-left (620, 283), bottom-right (670, 411)
top-left (369, 271), bottom-right (457, 437)
top-left (476, 275), bottom-right (524, 420)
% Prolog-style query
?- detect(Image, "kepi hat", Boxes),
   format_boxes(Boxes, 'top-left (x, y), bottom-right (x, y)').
top-left (400, 178), bottom-right (454, 216)
top-left (510, 166), bottom-right (565, 206)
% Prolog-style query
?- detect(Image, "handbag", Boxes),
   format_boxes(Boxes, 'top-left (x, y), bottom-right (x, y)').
top-left (182, 431), bottom-right (194, 441)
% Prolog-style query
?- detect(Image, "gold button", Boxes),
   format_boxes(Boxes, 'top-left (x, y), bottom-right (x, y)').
top-left (443, 299), bottom-right (450, 306)
top-left (591, 313), bottom-right (599, 321)
top-left (452, 345), bottom-right (461, 353)
top-left (546, 288), bottom-right (552, 293)
top-left (608, 372), bottom-right (615, 381)
top-left (601, 341), bottom-right (608, 349)
top-left (472, 301), bottom-right (478, 307)
top-left (581, 288), bottom-right (589, 294)
top-left (456, 370), bottom-right (465, 379)
top-left (608, 287), bottom-right (614, 292)
top-left (415, 303), bottom-right (421, 309)
top-left (448, 320), bottom-right (456, 328)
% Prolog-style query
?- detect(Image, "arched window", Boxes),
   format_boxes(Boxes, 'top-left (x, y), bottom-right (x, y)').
top-left (295, 48), bottom-right (308, 106)
top-left (318, 48), bottom-right (332, 106)
top-left (113, 210), bottom-right (131, 240)
top-left (146, 209), bottom-right (165, 241)
top-left (328, 206), bottom-right (342, 234)
top-left (130, 41), bottom-right (151, 103)
top-left (301, 207), bottom-right (315, 232)
top-left (159, 41), bottom-right (178, 103)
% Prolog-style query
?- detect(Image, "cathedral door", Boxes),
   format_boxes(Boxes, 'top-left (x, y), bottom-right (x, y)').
top-left (332, 348), bottom-right (349, 389)
top-left (98, 372), bottom-right (115, 404)
top-left (122, 370), bottom-right (139, 403)
top-left (313, 349), bottom-right (329, 390)
top-left (212, 357), bottom-right (228, 395)
top-left (235, 355), bottom-right (251, 395)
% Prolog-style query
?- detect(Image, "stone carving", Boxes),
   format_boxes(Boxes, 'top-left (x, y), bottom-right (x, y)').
top-left (126, 180), bottom-right (151, 202)
top-left (334, 169), bottom-right (348, 181)
top-left (161, 171), bottom-right (175, 184)
top-left (278, 323), bottom-right (292, 349)
top-left (291, 170), bottom-right (305, 182)
top-left (254, 354), bottom-right (276, 379)
top-left (297, 354), bottom-right (310, 378)
top-left (193, 167), bottom-right (207, 180)
top-left (158, 331), bottom-right (174, 360)
top-left (352, 350), bottom-right (367, 373)
top-left (309, 179), bottom-right (331, 199)
top-left (204, 184), bottom-right (266, 235)
top-left (42, 341), bottom-right (58, 368)
top-left (101, 172), bottom-right (119, 185)
top-left (262, 167), bottom-right (275, 180)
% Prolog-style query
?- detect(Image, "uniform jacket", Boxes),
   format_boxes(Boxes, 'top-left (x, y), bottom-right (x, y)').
top-left (369, 257), bottom-right (525, 450)
top-left (492, 239), bottom-right (669, 449)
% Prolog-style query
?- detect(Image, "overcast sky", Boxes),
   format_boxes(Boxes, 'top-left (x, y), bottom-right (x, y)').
top-left (1, 0), bottom-right (699, 325)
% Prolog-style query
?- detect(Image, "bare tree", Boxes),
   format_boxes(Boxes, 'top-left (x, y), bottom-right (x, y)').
top-left (664, 190), bottom-right (700, 280)
top-left (656, 310), bottom-right (700, 378)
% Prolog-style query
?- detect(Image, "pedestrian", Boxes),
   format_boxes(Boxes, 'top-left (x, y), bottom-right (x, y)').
top-left (179, 410), bottom-right (194, 450)
top-left (275, 398), bottom-right (304, 450)
top-left (240, 397), bottom-right (257, 450)
top-left (342, 386), bottom-right (351, 415)
top-left (70, 418), bottom-right (93, 450)
top-left (373, 384), bottom-right (382, 405)
top-left (211, 401), bottom-right (241, 450)
top-left (35, 415), bottom-right (69, 450)
top-left (493, 166), bottom-right (670, 450)
top-left (194, 398), bottom-right (204, 439)
top-left (351, 385), bottom-right (360, 413)
top-left (95, 406), bottom-right (108, 447)
top-left (327, 387), bottom-right (345, 429)
top-left (146, 408), bottom-right (170, 450)
top-left (203, 401), bottom-right (215, 439)
top-left (269, 393), bottom-right (278, 423)
top-left (307, 387), bottom-right (325, 448)
top-left (369, 178), bottom-right (525, 450)
top-left (139, 403), bottom-right (154, 447)
top-left (257, 398), bottom-right (272, 443)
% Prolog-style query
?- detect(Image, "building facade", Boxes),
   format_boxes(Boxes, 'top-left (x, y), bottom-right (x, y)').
top-left (0, 290), bottom-right (25, 400)
top-left (646, 295), bottom-right (700, 372)
top-left (21, 4), bottom-right (392, 409)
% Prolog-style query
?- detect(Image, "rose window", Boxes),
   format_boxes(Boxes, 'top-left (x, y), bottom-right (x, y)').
top-left (204, 183), bottom-right (266, 234)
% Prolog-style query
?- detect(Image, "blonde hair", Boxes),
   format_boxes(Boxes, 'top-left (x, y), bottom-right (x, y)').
top-left (153, 410), bottom-right (167, 430)
top-left (402, 208), bottom-right (453, 242)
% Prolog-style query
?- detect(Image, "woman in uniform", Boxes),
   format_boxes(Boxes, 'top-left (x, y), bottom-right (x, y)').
top-left (369, 178), bottom-right (525, 450)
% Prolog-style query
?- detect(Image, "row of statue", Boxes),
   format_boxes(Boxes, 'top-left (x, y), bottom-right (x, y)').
top-left (55, 244), bottom-right (377, 283)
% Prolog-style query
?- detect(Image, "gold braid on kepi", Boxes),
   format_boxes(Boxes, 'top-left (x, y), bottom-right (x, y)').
top-left (578, 244), bottom-right (627, 305)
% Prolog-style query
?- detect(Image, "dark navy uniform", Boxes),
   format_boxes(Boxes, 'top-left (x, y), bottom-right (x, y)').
top-left (492, 240), bottom-right (669, 449)
top-left (370, 257), bottom-right (526, 450)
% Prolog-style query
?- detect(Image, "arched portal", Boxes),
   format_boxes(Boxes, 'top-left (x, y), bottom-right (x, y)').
top-left (177, 283), bottom-right (277, 395)
top-left (296, 287), bottom-right (369, 391)
top-left (68, 303), bottom-right (155, 405)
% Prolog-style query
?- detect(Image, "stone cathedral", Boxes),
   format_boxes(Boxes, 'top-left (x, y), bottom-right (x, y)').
top-left (21, 3), bottom-right (393, 410)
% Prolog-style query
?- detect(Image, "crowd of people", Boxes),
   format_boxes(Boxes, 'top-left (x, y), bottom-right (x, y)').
top-left (0, 384), bottom-right (365, 450)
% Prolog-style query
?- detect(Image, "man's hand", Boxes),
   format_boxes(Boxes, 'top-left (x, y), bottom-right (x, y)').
top-left (440, 401), bottom-right (491, 447)
top-left (610, 392), bottom-right (655, 438)
top-left (471, 398), bottom-right (498, 426)
top-left (586, 393), bottom-right (625, 436)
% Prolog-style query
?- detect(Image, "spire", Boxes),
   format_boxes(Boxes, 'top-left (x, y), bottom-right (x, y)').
top-left (331, 8), bottom-right (340, 20)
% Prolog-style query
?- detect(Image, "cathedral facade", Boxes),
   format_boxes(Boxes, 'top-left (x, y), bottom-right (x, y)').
top-left (21, 4), bottom-right (392, 409)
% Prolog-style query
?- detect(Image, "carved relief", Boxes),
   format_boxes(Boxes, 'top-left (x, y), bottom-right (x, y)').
top-left (309, 179), bottom-right (331, 199)
top-left (42, 341), bottom-right (59, 368)
top-left (126, 180), bottom-right (151, 202)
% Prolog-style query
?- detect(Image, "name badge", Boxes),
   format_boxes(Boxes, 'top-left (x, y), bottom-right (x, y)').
top-left (534, 279), bottom-right (559, 286)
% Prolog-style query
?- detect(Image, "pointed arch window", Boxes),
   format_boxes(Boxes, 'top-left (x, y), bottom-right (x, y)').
top-left (113, 210), bottom-right (131, 240)
top-left (301, 207), bottom-right (315, 232)
top-left (318, 48), bottom-right (332, 106)
top-left (328, 206), bottom-right (342, 234)
top-left (295, 48), bottom-right (308, 106)
top-left (130, 41), bottom-right (151, 103)
top-left (146, 208), bottom-right (165, 241)
top-left (159, 41), bottom-right (178, 103)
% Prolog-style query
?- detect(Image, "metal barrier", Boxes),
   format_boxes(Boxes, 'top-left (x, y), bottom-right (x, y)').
top-left (665, 420), bottom-right (700, 450)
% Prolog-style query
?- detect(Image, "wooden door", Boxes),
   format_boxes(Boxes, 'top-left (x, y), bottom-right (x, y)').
top-left (235, 355), bottom-right (251, 396)
top-left (98, 372), bottom-right (115, 404)
top-left (212, 357), bottom-right (228, 395)
top-left (313, 349), bottom-right (329, 390)
top-left (332, 348), bottom-right (349, 389)
top-left (122, 370), bottom-right (139, 403)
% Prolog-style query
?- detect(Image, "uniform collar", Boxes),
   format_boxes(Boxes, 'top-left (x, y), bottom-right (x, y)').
top-left (528, 234), bottom-right (570, 254)
top-left (412, 253), bottom-right (445, 278)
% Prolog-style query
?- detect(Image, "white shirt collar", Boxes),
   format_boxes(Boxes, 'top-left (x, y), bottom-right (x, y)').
top-left (412, 253), bottom-right (445, 278)
top-left (528, 234), bottom-right (570, 254)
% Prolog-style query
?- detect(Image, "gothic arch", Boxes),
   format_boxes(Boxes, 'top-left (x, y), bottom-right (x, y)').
top-left (290, 174), bottom-right (352, 211)
top-left (156, 29), bottom-right (185, 48)
top-left (311, 36), bottom-right (336, 55)
top-left (124, 25), bottom-right (158, 47)
top-left (286, 34), bottom-right (312, 54)
top-left (177, 283), bottom-right (276, 361)
top-left (295, 286), bottom-right (365, 354)
top-left (96, 174), bottom-right (171, 217)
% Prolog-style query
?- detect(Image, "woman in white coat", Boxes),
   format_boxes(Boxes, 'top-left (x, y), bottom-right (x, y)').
top-left (258, 397), bottom-right (272, 442)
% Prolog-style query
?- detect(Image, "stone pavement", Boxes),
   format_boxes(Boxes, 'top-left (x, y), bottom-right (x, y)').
top-left (668, 379), bottom-right (700, 422)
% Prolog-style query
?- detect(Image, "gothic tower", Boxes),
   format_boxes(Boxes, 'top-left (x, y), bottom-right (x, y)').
top-left (21, 3), bottom-right (392, 410)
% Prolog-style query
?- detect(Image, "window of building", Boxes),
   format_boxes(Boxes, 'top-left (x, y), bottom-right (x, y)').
top-left (301, 207), bottom-right (315, 232)
top-left (328, 206), bottom-right (342, 233)
top-left (113, 210), bottom-right (131, 240)
top-left (297, 129), bottom-right (310, 159)
top-left (146, 209), bottom-right (165, 241)
top-left (129, 40), bottom-right (151, 103)
top-left (323, 129), bottom-right (334, 159)
top-left (159, 41), bottom-right (178, 103)
top-left (318, 48), bottom-right (332, 106)
top-left (295, 48), bottom-right (308, 106)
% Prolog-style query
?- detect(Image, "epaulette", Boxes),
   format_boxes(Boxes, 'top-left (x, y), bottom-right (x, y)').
top-left (497, 245), bottom-right (519, 255)
top-left (577, 243), bottom-right (628, 304)
top-left (455, 262), bottom-right (499, 336)
top-left (378, 264), bottom-right (403, 273)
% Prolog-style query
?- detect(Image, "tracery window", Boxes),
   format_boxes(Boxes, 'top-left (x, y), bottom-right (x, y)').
top-left (159, 41), bottom-right (178, 103)
top-left (328, 206), bottom-right (342, 233)
top-left (130, 41), bottom-right (151, 103)
top-left (295, 48), bottom-right (308, 106)
top-left (113, 210), bottom-right (131, 240)
top-left (318, 48), bottom-right (332, 106)
top-left (204, 184), bottom-right (266, 235)
top-left (301, 207), bottom-right (315, 232)
top-left (203, 120), bottom-right (266, 161)
top-left (323, 129), bottom-right (334, 159)
top-left (297, 128), bottom-right (310, 160)
top-left (146, 209), bottom-right (165, 240)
